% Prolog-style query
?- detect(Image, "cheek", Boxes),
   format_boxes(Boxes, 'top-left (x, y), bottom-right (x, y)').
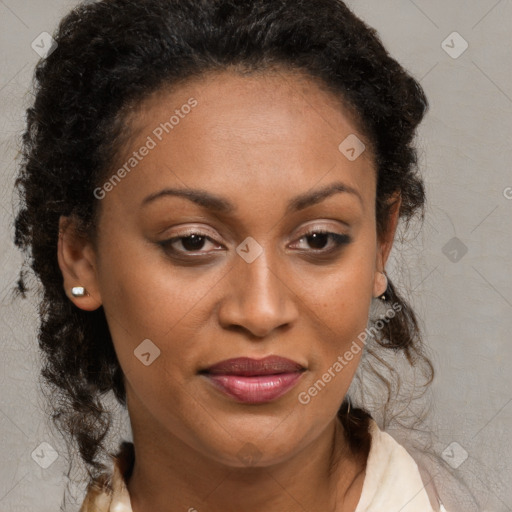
top-left (293, 244), bottom-right (375, 396)
top-left (298, 253), bottom-right (374, 343)
top-left (95, 232), bottom-right (224, 398)
top-left (96, 232), bottom-right (216, 341)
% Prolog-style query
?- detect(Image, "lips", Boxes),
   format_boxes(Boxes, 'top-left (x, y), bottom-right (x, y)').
top-left (200, 356), bottom-right (305, 404)
top-left (203, 356), bottom-right (305, 376)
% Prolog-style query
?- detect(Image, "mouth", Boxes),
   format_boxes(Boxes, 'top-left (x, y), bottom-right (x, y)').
top-left (199, 356), bottom-right (306, 404)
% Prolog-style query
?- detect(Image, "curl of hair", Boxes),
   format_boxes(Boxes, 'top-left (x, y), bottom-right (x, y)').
top-left (15, 0), bottom-right (469, 505)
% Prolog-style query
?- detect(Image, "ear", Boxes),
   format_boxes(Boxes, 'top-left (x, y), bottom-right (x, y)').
top-left (57, 215), bottom-right (103, 311)
top-left (373, 192), bottom-right (402, 298)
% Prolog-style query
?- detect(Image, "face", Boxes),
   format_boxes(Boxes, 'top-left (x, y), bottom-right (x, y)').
top-left (60, 68), bottom-right (398, 468)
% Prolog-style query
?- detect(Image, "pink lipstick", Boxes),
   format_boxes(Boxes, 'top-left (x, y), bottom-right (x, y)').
top-left (200, 356), bottom-right (305, 404)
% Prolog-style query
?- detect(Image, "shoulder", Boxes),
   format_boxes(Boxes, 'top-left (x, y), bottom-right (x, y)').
top-left (365, 421), bottom-right (480, 512)
top-left (355, 419), bottom-right (445, 512)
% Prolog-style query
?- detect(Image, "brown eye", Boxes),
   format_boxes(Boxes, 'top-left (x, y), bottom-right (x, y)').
top-left (292, 230), bottom-right (352, 253)
top-left (158, 232), bottom-right (223, 256)
top-left (305, 232), bottom-right (330, 250)
top-left (179, 234), bottom-right (208, 251)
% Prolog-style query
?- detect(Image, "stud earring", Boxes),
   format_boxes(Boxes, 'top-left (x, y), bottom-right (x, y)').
top-left (71, 286), bottom-right (89, 297)
top-left (377, 271), bottom-right (388, 301)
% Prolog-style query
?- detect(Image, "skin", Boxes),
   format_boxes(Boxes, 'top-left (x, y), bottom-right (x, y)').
top-left (58, 68), bottom-right (401, 512)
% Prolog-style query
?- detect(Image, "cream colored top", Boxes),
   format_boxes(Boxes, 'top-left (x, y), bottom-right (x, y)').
top-left (79, 419), bottom-right (449, 512)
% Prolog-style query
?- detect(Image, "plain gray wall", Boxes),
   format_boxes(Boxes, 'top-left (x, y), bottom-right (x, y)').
top-left (1, 0), bottom-right (511, 510)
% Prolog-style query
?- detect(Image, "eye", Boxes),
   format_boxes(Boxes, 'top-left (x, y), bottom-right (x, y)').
top-left (158, 228), bottom-right (352, 260)
top-left (158, 232), bottom-right (223, 257)
top-left (290, 229), bottom-right (352, 253)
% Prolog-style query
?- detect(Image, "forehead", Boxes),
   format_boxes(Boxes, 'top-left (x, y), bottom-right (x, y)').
top-left (103, 68), bottom-right (376, 214)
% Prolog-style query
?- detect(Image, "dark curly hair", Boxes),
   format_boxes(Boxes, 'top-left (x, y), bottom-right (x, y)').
top-left (13, 0), bottom-right (464, 506)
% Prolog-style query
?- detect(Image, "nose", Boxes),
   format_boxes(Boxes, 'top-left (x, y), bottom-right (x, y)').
top-left (217, 250), bottom-right (299, 338)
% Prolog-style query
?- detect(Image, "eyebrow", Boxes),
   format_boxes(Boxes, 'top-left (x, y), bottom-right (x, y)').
top-left (141, 181), bottom-right (363, 214)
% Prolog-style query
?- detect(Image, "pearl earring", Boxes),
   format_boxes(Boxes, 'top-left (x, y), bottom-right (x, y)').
top-left (71, 286), bottom-right (89, 297)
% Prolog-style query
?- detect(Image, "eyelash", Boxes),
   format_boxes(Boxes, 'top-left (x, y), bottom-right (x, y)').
top-left (158, 229), bottom-right (352, 259)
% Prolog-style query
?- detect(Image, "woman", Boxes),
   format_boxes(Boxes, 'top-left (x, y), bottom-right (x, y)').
top-left (13, 0), bottom-right (477, 510)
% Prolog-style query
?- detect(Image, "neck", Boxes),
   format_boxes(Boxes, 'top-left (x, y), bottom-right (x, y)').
top-left (125, 398), bottom-right (366, 512)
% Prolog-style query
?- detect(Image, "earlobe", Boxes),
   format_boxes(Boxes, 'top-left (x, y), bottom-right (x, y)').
top-left (57, 216), bottom-right (103, 311)
top-left (372, 271), bottom-right (388, 299)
